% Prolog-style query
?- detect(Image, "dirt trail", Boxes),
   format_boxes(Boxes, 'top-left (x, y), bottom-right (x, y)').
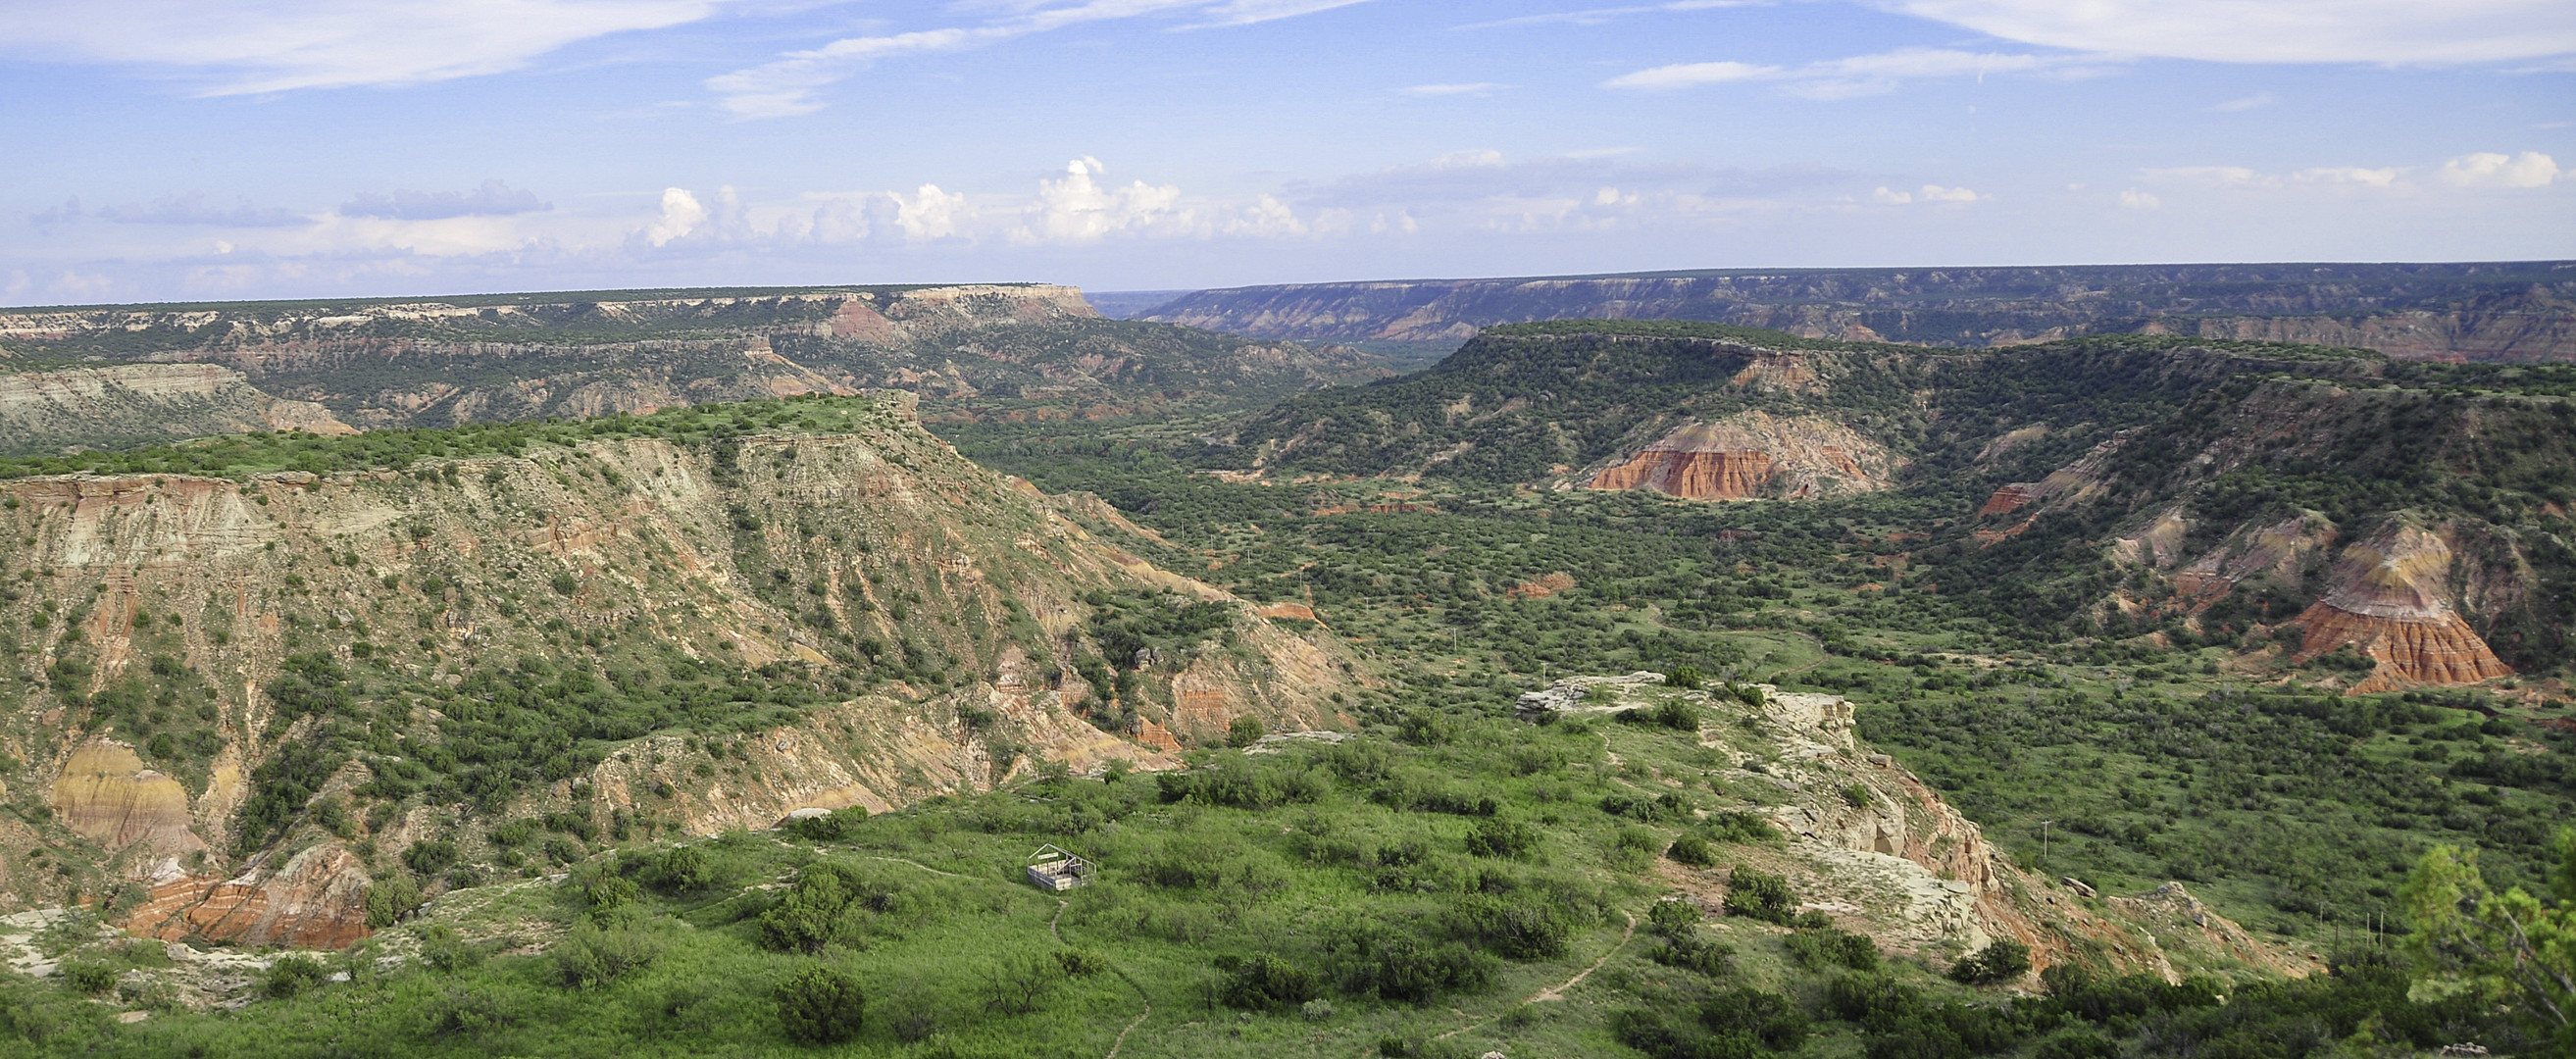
top-left (1434, 910), bottom-right (1638, 1041)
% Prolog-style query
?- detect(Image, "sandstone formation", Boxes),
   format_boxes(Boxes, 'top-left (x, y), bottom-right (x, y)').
top-left (2293, 525), bottom-right (2511, 691)
top-left (1590, 413), bottom-right (1887, 500)
top-left (1976, 434), bottom-right (2126, 518)
top-left (49, 741), bottom-right (208, 860)
top-left (0, 392), bottom-right (1361, 944)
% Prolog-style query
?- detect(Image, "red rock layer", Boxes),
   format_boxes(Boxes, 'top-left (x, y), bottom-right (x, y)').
top-left (123, 843), bottom-right (377, 949)
top-left (2294, 602), bottom-right (2512, 690)
top-left (1591, 449), bottom-right (1775, 499)
top-left (1979, 484), bottom-right (2040, 517)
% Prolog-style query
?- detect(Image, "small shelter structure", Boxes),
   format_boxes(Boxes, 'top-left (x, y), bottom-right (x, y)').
top-left (1025, 844), bottom-right (1095, 891)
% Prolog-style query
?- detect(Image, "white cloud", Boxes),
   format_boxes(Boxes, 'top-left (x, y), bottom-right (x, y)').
top-left (891, 184), bottom-right (969, 241)
top-left (646, 187), bottom-right (704, 246)
top-left (2209, 92), bottom-right (2274, 112)
top-left (1869, 0), bottom-right (2576, 65)
top-left (2118, 188), bottom-right (2159, 209)
top-left (708, 0), bottom-right (1380, 119)
top-left (1017, 158), bottom-right (1192, 244)
top-left (2438, 151), bottom-right (2561, 187)
top-left (1873, 183), bottom-right (1981, 205)
top-left (1602, 61), bottom-right (1781, 90)
top-left (1400, 82), bottom-right (1505, 96)
top-left (0, 0), bottom-right (726, 94)
top-left (2295, 167), bottom-right (2403, 187)
top-left (1605, 47), bottom-right (2108, 97)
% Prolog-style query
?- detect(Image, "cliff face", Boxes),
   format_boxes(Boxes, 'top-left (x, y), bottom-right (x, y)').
top-left (2292, 526), bottom-right (2512, 691)
top-left (1138, 262), bottom-right (2576, 362)
top-left (0, 394), bottom-right (1360, 945)
top-left (0, 364), bottom-right (351, 454)
top-left (1590, 413), bottom-right (1888, 500)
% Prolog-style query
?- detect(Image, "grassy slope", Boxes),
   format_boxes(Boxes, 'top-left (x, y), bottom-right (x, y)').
top-left (6, 708), bottom-right (2514, 1058)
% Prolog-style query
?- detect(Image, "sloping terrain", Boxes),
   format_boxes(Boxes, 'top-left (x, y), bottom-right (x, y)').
top-left (1210, 322), bottom-right (2575, 682)
top-left (0, 393), bottom-right (1360, 950)
top-left (0, 285), bottom-right (1389, 447)
top-left (0, 365), bottom-right (350, 455)
top-left (1134, 261), bottom-right (2576, 361)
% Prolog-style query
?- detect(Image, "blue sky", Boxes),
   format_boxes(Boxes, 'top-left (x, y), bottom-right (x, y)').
top-left (1, 0), bottom-right (2569, 305)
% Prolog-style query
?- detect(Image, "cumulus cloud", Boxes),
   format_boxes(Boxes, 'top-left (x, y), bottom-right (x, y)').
top-left (891, 184), bottom-right (969, 242)
top-left (98, 191), bottom-right (308, 227)
top-left (645, 187), bottom-right (704, 246)
top-left (340, 179), bottom-right (550, 220)
top-left (1017, 158), bottom-right (1190, 244)
top-left (2118, 188), bottom-right (2160, 209)
top-left (0, 0), bottom-right (727, 94)
top-left (708, 0), bottom-right (1379, 119)
top-left (2295, 167), bottom-right (2403, 187)
top-left (2439, 151), bottom-right (2561, 187)
top-left (1868, 0), bottom-right (2576, 65)
top-left (1605, 47), bottom-right (2109, 97)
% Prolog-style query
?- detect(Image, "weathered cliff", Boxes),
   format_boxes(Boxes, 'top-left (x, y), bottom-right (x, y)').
top-left (1589, 413), bottom-right (1888, 500)
top-left (2291, 526), bottom-right (2513, 692)
top-left (0, 364), bottom-right (350, 454)
top-left (0, 393), bottom-right (1361, 947)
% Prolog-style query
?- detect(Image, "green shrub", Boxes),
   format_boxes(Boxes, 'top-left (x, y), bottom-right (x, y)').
top-left (364, 875), bottom-right (424, 929)
top-left (1721, 867), bottom-right (1794, 924)
top-left (61, 962), bottom-right (118, 996)
top-left (776, 965), bottom-right (866, 1044)
top-left (1645, 898), bottom-right (1701, 937)
top-left (1703, 814), bottom-right (1781, 844)
top-left (1465, 817), bottom-right (1539, 859)
top-left (1446, 893), bottom-right (1571, 959)
top-left (1666, 834), bottom-right (1716, 867)
top-left (1217, 953), bottom-right (1320, 1011)
top-left (1840, 783), bottom-right (1873, 808)
top-left (403, 838), bottom-right (460, 877)
top-left (1664, 666), bottom-right (1703, 689)
top-left (783, 806), bottom-right (869, 842)
top-left (1227, 715), bottom-right (1266, 748)
top-left (1055, 949), bottom-right (1108, 976)
top-left (552, 923), bottom-right (659, 989)
top-left (643, 846), bottom-right (717, 895)
top-left (1948, 938), bottom-right (2032, 984)
top-left (759, 864), bottom-right (868, 954)
top-left (262, 954), bottom-right (328, 1000)
top-left (1787, 925), bottom-right (1880, 972)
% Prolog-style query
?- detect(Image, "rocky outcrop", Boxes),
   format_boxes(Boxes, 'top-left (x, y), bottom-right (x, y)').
top-left (2293, 526), bottom-right (2511, 691)
top-left (1976, 434), bottom-right (2126, 518)
top-left (49, 741), bottom-right (208, 861)
top-left (0, 392), bottom-right (1362, 945)
top-left (1590, 413), bottom-right (1888, 500)
top-left (0, 364), bottom-right (353, 453)
top-left (1538, 674), bottom-right (2299, 981)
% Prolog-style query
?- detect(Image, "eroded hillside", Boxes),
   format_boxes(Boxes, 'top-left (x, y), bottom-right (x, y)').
top-left (0, 393), bottom-right (1359, 948)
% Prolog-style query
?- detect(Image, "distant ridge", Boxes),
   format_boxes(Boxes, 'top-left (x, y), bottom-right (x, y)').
top-left (1136, 261), bottom-right (2576, 362)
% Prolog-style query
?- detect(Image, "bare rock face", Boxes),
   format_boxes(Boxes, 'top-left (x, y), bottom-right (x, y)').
top-left (1975, 434), bottom-right (2127, 519)
top-left (131, 844), bottom-right (376, 950)
top-left (49, 741), bottom-right (208, 860)
top-left (1590, 413), bottom-right (1887, 500)
top-left (2294, 525), bottom-right (2512, 691)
